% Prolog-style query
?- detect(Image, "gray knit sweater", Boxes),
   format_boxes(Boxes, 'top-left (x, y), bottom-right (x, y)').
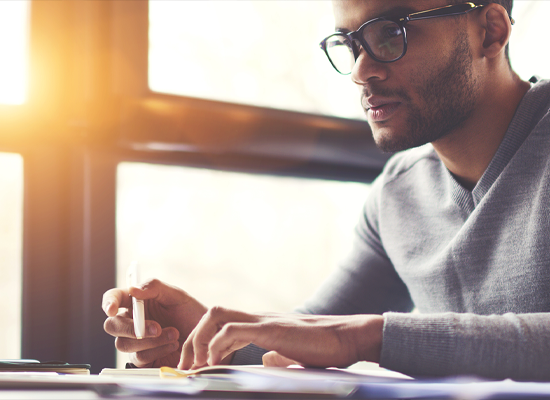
top-left (236, 79), bottom-right (550, 381)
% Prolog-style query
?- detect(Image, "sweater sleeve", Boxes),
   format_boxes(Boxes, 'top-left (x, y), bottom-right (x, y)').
top-left (381, 312), bottom-right (550, 381)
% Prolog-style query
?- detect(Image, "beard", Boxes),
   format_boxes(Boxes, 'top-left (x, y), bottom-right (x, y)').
top-left (367, 29), bottom-right (480, 153)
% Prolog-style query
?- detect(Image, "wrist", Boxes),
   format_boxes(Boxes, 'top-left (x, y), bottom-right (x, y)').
top-left (353, 314), bottom-right (384, 364)
top-left (221, 351), bottom-right (236, 365)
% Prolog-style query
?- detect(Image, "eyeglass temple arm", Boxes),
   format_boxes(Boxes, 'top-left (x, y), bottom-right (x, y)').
top-left (406, 2), bottom-right (514, 25)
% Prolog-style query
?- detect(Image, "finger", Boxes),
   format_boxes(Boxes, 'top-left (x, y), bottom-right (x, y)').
top-left (102, 288), bottom-right (131, 317)
top-left (179, 329), bottom-right (196, 370)
top-left (192, 307), bottom-right (257, 367)
top-left (104, 314), bottom-right (163, 339)
top-left (207, 322), bottom-right (257, 365)
top-left (130, 341), bottom-right (181, 368)
top-left (116, 309), bottom-right (132, 319)
top-left (262, 351), bottom-right (299, 367)
top-left (129, 278), bottom-right (194, 305)
top-left (115, 327), bottom-right (179, 353)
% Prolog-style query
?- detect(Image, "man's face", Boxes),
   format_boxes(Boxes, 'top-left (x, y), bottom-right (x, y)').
top-left (332, 0), bottom-right (481, 153)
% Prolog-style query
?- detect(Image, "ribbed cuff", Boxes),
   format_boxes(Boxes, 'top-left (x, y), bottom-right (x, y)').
top-left (380, 312), bottom-right (457, 377)
top-left (231, 343), bottom-right (268, 365)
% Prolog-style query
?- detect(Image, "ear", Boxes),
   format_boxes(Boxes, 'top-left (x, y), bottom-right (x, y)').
top-left (479, 4), bottom-right (512, 59)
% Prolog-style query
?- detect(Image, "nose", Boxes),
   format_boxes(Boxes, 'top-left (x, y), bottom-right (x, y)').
top-left (350, 48), bottom-right (388, 86)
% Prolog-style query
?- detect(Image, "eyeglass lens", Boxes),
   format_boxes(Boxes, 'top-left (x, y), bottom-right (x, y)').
top-left (325, 20), bottom-right (405, 74)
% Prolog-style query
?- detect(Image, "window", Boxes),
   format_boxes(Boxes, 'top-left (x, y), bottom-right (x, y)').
top-left (117, 163), bottom-right (370, 312)
top-left (0, 1), bottom-right (29, 105)
top-left (509, 2), bottom-right (550, 80)
top-left (0, 153), bottom-right (23, 358)
top-left (116, 162), bottom-right (370, 366)
top-left (148, 0), bottom-right (364, 119)
top-left (0, 0), bottom-right (28, 360)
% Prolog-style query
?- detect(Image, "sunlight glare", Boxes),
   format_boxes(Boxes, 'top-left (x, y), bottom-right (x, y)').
top-left (0, 1), bottom-right (29, 105)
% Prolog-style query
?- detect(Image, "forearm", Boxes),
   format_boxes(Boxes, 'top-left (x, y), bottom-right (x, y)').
top-left (230, 315), bottom-right (385, 366)
top-left (181, 307), bottom-right (387, 369)
top-left (381, 312), bottom-right (550, 381)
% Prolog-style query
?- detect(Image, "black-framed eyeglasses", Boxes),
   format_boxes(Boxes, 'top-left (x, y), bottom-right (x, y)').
top-left (319, 2), bottom-right (514, 75)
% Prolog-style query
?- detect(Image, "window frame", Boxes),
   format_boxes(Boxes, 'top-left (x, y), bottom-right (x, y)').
top-left (0, 0), bottom-right (386, 373)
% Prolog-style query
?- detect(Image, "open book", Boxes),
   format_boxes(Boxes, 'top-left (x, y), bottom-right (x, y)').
top-left (100, 365), bottom-right (277, 378)
top-left (99, 364), bottom-right (412, 397)
top-left (99, 364), bottom-right (410, 380)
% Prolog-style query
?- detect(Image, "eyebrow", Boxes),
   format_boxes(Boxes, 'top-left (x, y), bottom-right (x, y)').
top-left (334, 5), bottom-right (417, 33)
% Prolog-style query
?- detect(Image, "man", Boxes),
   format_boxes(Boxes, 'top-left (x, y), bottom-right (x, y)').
top-left (103, 0), bottom-right (550, 380)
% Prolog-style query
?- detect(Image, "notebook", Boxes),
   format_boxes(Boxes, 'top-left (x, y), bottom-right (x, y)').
top-left (0, 360), bottom-right (91, 375)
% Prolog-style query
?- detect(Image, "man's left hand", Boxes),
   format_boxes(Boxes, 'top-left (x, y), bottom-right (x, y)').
top-left (178, 307), bottom-right (384, 370)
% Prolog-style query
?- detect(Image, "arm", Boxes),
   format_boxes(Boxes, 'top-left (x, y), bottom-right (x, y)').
top-left (179, 306), bottom-right (550, 381)
top-left (178, 307), bottom-right (384, 370)
top-left (382, 312), bottom-right (550, 381)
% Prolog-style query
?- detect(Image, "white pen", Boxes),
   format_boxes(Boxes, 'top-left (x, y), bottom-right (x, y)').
top-left (127, 261), bottom-right (146, 339)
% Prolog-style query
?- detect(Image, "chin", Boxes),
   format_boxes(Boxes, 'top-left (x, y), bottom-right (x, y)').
top-left (372, 129), bottom-right (430, 154)
top-left (372, 127), bottom-right (406, 153)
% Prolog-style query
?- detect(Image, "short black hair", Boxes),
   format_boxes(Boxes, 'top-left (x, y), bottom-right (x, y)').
top-left (447, 0), bottom-right (512, 17)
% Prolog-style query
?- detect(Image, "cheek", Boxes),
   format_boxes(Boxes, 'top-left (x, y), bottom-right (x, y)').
top-left (404, 50), bottom-right (455, 110)
top-left (404, 24), bottom-right (456, 66)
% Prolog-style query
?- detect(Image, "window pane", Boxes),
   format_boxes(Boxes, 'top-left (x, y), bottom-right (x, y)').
top-left (0, 153), bottom-right (23, 358)
top-left (509, 2), bottom-right (550, 81)
top-left (0, 1), bottom-right (29, 105)
top-left (116, 163), bottom-right (370, 366)
top-left (148, 1), bottom-right (364, 119)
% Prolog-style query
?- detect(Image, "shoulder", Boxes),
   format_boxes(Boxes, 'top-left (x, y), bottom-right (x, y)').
top-left (377, 144), bottom-right (440, 185)
top-left (365, 144), bottom-right (441, 216)
top-left (359, 144), bottom-right (440, 242)
top-left (526, 79), bottom-right (550, 127)
top-left (529, 77), bottom-right (550, 100)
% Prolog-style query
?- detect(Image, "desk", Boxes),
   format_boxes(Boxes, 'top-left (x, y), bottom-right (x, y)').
top-left (2, 371), bottom-right (550, 400)
top-left (0, 390), bottom-right (100, 399)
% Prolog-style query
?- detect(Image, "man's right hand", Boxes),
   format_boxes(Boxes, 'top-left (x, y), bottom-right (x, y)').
top-left (102, 279), bottom-right (208, 368)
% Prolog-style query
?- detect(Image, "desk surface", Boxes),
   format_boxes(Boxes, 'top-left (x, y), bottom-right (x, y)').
top-left (0, 390), bottom-right (100, 400)
top-left (2, 370), bottom-right (550, 400)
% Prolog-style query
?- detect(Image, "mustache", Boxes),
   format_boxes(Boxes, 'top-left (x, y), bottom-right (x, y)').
top-left (361, 85), bottom-right (412, 103)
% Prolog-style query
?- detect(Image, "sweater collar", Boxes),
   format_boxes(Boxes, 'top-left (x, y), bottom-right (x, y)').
top-left (449, 77), bottom-right (550, 213)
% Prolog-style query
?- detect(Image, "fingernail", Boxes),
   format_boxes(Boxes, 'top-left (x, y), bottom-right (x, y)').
top-left (148, 325), bottom-right (158, 336)
top-left (168, 330), bottom-right (177, 341)
top-left (104, 301), bottom-right (112, 311)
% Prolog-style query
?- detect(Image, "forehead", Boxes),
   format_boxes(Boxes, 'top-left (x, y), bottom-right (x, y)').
top-left (331, 0), bottom-right (446, 30)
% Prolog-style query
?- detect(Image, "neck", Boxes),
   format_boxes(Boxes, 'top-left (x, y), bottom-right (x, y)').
top-left (432, 70), bottom-right (531, 191)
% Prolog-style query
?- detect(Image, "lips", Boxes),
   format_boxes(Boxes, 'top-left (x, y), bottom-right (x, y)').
top-left (362, 96), bottom-right (402, 122)
top-left (368, 102), bottom-right (401, 122)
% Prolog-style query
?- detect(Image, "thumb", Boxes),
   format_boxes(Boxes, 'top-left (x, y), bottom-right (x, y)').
top-left (262, 351), bottom-right (300, 367)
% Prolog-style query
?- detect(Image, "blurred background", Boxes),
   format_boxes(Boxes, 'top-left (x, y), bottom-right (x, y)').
top-left (0, 0), bottom-right (548, 372)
